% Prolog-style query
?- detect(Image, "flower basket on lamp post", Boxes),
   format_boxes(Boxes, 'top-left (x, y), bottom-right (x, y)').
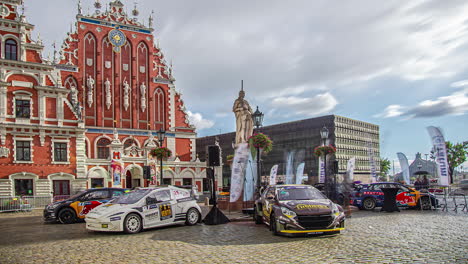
top-left (313, 145), bottom-right (336, 157)
top-left (248, 133), bottom-right (273, 154)
top-left (150, 147), bottom-right (172, 160)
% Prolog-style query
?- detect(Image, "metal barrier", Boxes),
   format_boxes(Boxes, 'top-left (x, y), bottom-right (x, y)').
top-left (0, 196), bottom-right (52, 213)
top-left (429, 186), bottom-right (467, 213)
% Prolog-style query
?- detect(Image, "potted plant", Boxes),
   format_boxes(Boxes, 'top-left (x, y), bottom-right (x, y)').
top-left (248, 133), bottom-right (273, 154)
top-left (226, 154), bottom-right (234, 166)
top-left (313, 145), bottom-right (336, 156)
top-left (150, 147), bottom-right (172, 159)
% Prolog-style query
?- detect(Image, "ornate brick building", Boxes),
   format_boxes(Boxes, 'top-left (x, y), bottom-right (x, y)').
top-left (0, 0), bottom-right (219, 197)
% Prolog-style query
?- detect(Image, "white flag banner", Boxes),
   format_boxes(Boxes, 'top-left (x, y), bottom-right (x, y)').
top-left (397, 152), bottom-right (410, 185)
top-left (269, 165), bottom-right (279, 185)
top-left (427, 126), bottom-right (450, 186)
top-left (366, 135), bottom-right (377, 183)
top-left (295, 162), bottom-right (305, 184)
top-left (318, 156), bottom-right (325, 183)
top-left (230, 143), bottom-right (249, 202)
top-left (347, 157), bottom-right (356, 182)
top-left (243, 152), bottom-right (256, 201)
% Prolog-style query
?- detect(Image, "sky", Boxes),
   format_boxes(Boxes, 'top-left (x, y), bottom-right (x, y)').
top-left (23, 0), bottom-right (468, 172)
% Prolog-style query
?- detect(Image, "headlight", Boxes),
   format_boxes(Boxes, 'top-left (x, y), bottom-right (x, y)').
top-left (280, 207), bottom-right (297, 218)
top-left (46, 203), bottom-right (60, 210)
top-left (331, 204), bottom-right (342, 216)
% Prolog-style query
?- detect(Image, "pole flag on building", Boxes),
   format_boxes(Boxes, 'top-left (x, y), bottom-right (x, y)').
top-left (318, 156), bottom-right (325, 183)
top-left (269, 165), bottom-right (279, 185)
top-left (295, 162), bottom-right (305, 184)
top-left (230, 143), bottom-right (249, 202)
top-left (346, 157), bottom-right (356, 182)
top-left (366, 135), bottom-right (377, 183)
top-left (427, 126), bottom-right (450, 186)
top-left (397, 152), bottom-right (410, 185)
top-left (243, 152), bottom-right (257, 201)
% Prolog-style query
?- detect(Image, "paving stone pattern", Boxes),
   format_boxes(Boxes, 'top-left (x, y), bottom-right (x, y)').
top-left (0, 210), bottom-right (466, 263)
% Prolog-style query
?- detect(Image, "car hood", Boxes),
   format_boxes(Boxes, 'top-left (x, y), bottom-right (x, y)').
top-left (87, 203), bottom-right (133, 217)
top-left (279, 199), bottom-right (333, 215)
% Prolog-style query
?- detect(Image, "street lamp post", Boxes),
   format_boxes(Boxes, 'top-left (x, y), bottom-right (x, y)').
top-left (157, 128), bottom-right (166, 185)
top-left (252, 106), bottom-right (264, 188)
top-left (320, 126), bottom-right (329, 198)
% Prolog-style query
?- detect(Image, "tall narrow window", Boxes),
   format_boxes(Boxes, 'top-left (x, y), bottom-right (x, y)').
top-left (97, 138), bottom-right (111, 159)
top-left (54, 142), bottom-right (67, 162)
top-left (16, 141), bottom-right (31, 161)
top-left (15, 99), bottom-right (30, 118)
top-left (5, 39), bottom-right (18, 60)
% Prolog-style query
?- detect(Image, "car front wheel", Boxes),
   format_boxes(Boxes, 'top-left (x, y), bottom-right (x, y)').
top-left (185, 208), bottom-right (200, 226)
top-left (418, 197), bottom-right (432, 210)
top-left (362, 198), bottom-right (376, 211)
top-left (58, 208), bottom-right (76, 224)
top-left (124, 213), bottom-right (142, 234)
top-left (270, 214), bottom-right (279, 236)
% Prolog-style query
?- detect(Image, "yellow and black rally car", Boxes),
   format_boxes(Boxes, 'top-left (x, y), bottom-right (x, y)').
top-left (44, 188), bottom-right (127, 224)
top-left (253, 184), bottom-right (345, 236)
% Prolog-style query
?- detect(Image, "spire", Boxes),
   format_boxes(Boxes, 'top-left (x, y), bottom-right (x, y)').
top-left (77, 0), bottom-right (82, 15)
top-left (241, 80), bottom-right (244, 92)
top-left (132, 1), bottom-right (139, 17)
top-left (149, 10), bottom-right (154, 28)
top-left (94, 0), bottom-right (102, 14)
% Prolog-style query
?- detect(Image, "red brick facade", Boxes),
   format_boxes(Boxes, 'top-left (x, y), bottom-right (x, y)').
top-left (0, 0), bottom-right (219, 197)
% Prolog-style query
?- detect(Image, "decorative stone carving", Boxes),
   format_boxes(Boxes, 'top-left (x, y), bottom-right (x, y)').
top-left (123, 79), bottom-right (130, 111)
top-left (0, 146), bottom-right (9, 158)
top-left (140, 82), bottom-right (147, 112)
top-left (70, 84), bottom-right (78, 106)
top-left (105, 78), bottom-right (112, 109)
top-left (86, 75), bottom-right (94, 107)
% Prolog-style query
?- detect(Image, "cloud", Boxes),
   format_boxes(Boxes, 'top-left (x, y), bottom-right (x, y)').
top-left (187, 111), bottom-right (215, 130)
top-left (270, 92), bottom-right (338, 117)
top-left (377, 87), bottom-right (468, 118)
top-left (375, 105), bottom-right (405, 118)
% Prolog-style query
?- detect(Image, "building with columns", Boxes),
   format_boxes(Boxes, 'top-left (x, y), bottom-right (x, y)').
top-left (0, 0), bottom-right (221, 197)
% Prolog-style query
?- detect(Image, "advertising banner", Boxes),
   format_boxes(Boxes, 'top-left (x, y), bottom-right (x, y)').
top-left (111, 159), bottom-right (123, 186)
top-left (295, 162), bottom-right (305, 184)
top-left (367, 138), bottom-right (377, 183)
top-left (397, 152), bottom-right (410, 185)
top-left (269, 165), bottom-right (279, 185)
top-left (318, 156), bottom-right (325, 183)
top-left (346, 157), bottom-right (356, 182)
top-left (427, 126), bottom-right (450, 186)
top-left (243, 152), bottom-right (257, 201)
top-left (230, 143), bottom-right (249, 202)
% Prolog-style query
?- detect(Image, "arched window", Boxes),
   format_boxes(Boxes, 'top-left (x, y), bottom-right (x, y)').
top-left (5, 39), bottom-right (18, 60)
top-left (124, 138), bottom-right (137, 149)
top-left (154, 88), bottom-right (165, 125)
top-left (96, 138), bottom-right (111, 159)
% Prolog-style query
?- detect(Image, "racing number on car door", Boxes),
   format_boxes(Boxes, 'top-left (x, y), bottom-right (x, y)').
top-left (155, 190), bottom-right (174, 222)
top-left (159, 203), bottom-right (172, 220)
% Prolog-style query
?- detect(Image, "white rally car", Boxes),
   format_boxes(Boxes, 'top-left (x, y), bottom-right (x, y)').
top-left (85, 186), bottom-right (202, 234)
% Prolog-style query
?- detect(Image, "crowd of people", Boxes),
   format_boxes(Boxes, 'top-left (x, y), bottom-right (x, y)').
top-left (414, 175), bottom-right (430, 190)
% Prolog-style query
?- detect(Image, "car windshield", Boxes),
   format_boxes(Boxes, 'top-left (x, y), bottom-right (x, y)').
top-left (277, 186), bottom-right (326, 201)
top-left (111, 189), bottom-right (151, 204)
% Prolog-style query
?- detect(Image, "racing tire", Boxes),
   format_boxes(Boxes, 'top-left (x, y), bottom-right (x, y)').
top-left (253, 206), bottom-right (262, 224)
top-left (270, 214), bottom-right (279, 236)
top-left (185, 208), bottom-right (200, 226)
top-left (418, 197), bottom-right (432, 210)
top-left (362, 197), bottom-right (376, 211)
top-left (123, 213), bottom-right (142, 234)
top-left (58, 208), bottom-right (77, 224)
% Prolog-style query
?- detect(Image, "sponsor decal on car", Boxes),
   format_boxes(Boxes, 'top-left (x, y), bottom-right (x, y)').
top-left (295, 204), bottom-right (329, 210)
top-left (145, 212), bottom-right (159, 220)
top-left (159, 203), bottom-right (172, 220)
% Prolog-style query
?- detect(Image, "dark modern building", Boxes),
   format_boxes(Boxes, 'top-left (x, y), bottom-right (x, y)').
top-left (196, 115), bottom-right (380, 188)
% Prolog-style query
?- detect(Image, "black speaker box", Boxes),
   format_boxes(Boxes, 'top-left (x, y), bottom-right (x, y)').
top-left (206, 145), bottom-right (220, 166)
top-left (143, 166), bottom-right (151, 179)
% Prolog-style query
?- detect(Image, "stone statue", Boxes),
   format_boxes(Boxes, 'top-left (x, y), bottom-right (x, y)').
top-left (233, 88), bottom-right (254, 145)
top-left (123, 79), bottom-right (130, 111)
top-left (86, 75), bottom-right (94, 107)
top-left (105, 78), bottom-right (112, 109)
top-left (70, 84), bottom-right (78, 105)
top-left (140, 82), bottom-right (147, 112)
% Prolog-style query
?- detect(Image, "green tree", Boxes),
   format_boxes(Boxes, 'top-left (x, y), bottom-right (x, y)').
top-left (445, 141), bottom-right (468, 183)
top-left (379, 158), bottom-right (391, 181)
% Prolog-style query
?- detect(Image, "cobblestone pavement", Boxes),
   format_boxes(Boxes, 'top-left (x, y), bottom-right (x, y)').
top-left (0, 209), bottom-right (466, 264)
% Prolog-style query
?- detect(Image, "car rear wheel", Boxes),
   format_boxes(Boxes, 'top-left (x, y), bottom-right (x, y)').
top-left (58, 208), bottom-right (76, 224)
top-left (185, 208), bottom-right (200, 226)
top-left (124, 213), bottom-right (142, 234)
top-left (270, 214), bottom-right (279, 236)
top-left (418, 196), bottom-right (432, 210)
top-left (362, 198), bottom-right (376, 211)
top-left (253, 206), bottom-right (262, 224)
